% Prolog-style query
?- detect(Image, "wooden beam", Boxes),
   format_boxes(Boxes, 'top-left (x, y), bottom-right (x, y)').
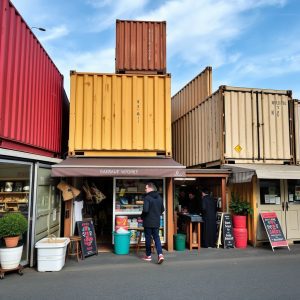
top-left (166, 178), bottom-right (174, 251)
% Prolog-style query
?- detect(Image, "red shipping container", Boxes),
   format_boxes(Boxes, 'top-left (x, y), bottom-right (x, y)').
top-left (0, 0), bottom-right (66, 157)
top-left (115, 19), bottom-right (166, 74)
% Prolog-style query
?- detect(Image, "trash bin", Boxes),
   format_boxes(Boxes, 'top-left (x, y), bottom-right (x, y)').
top-left (174, 234), bottom-right (186, 251)
top-left (113, 231), bottom-right (131, 255)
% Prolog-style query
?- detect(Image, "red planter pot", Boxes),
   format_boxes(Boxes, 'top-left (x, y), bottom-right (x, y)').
top-left (233, 215), bottom-right (246, 228)
top-left (233, 228), bottom-right (247, 248)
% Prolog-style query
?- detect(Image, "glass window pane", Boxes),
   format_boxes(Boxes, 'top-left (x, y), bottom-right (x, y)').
top-left (288, 179), bottom-right (300, 203)
top-left (260, 179), bottom-right (281, 205)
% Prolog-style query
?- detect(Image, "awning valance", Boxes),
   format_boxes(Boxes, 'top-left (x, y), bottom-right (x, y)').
top-left (51, 157), bottom-right (186, 178)
top-left (223, 164), bottom-right (300, 183)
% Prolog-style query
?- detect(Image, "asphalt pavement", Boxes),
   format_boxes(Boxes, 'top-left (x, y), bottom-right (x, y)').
top-left (1, 244), bottom-right (300, 300)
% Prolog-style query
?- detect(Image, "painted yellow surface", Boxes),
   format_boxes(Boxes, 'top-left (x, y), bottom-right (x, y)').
top-left (69, 72), bottom-right (171, 157)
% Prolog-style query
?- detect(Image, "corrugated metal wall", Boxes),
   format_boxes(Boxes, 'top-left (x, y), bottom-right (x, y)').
top-left (69, 72), bottom-right (171, 157)
top-left (171, 66), bottom-right (212, 122)
top-left (172, 90), bottom-right (222, 167)
top-left (294, 100), bottom-right (300, 165)
top-left (115, 20), bottom-right (166, 74)
top-left (172, 86), bottom-right (292, 167)
top-left (223, 87), bottom-right (291, 163)
top-left (0, 0), bottom-right (64, 157)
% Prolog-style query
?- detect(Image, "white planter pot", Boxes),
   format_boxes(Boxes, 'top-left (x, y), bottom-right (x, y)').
top-left (0, 245), bottom-right (23, 270)
top-left (35, 237), bottom-right (70, 272)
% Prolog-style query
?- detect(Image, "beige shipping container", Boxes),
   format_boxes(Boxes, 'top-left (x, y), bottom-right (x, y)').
top-left (293, 100), bottom-right (300, 165)
top-left (115, 20), bottom-right (166, 74)
top-left (172, 86), bottom-right (293, 167)
top-left (69, 72), bottom-right (171, 157)
top-left (171, 67), bottom-right (212, 122)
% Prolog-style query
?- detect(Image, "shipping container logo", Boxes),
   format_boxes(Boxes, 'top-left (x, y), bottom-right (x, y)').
top-left (234, 145), bottom-right (242, 153)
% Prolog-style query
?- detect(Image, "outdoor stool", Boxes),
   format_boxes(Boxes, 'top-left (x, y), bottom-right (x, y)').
top-left (136, 227), bottom-right (164, 254)
top-left (68, 236), bottom-right (82, 262)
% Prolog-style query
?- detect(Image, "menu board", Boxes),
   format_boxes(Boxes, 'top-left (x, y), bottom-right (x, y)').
top-left (216, 213), bottom-right (234, 248)
top-left (260, 212), bottom-right (290, 251)
top-left (76, 220), bottom-right (98, 258)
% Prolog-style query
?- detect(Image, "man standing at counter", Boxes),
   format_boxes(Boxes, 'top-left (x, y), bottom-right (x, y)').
top-left (201, 188), bottom-right (217, 248)
top-left (141, 182), bottom-right (165, 264)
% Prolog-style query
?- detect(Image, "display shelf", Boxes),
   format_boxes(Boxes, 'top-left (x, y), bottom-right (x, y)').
top-left (0, 192), bottom-right (29, 195)
top-left (113, 177), bottom-right (166, 245)
top-left (115, 211), bottom-right (142, 215)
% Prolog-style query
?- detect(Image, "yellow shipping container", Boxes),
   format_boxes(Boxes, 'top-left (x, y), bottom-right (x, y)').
top-left (69, 72), bottom-right (171, 157)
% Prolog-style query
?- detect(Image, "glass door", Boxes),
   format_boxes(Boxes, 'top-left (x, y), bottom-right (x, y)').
top-left (257, 179), bottom-right (286, 240)
top-left (31, 164), bottom-right (60, 266)
top-left (285, 179), bottom-right (300, 240)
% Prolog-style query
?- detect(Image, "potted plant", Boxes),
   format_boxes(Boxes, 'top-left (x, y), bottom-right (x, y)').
top-left (0, 213), bottom-right (28, 248)
top-left (0, 213), bottom-right (28, 270)
top-left (229, 193), bottom-right (253, 248)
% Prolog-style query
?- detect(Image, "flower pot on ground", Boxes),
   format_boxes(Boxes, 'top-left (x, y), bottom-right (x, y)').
top-left (229, 193), bottom-right (253, 248)
top-left (0, 213), bottom-right (28, 248)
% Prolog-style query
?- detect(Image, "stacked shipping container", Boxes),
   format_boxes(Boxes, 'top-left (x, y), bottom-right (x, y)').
top-left (69, 72), bottom-right (171, 157)
top-left (0, 0), bottom-right (67, 157)
top-left (171, 66), bottom-right (212, 122)
top-left (69, 20), bottom-right (171, 157)
top-left (115, 20), bottom-right (166, 74)
top-left (172, 86), bottom-right (293, 167)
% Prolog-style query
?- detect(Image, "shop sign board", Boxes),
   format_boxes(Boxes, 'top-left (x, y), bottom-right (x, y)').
top-left (260, 212), bottom-right (290, 251)
top-left (76, 220), bottom-right (98, 258)
top-left (217, 213), bottom-right (234, 248)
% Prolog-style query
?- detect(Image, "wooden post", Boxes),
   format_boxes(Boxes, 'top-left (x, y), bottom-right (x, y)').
top-left (166, 178), bottom-right (174, 251)
top-left (221, 177), bottom-right (227, 212)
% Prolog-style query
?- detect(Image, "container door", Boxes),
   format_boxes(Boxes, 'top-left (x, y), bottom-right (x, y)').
top-left (31, 164), bottom-right (60, 266)
top-left (284, 180), bottom-right (300, 240)
top-left (258, 92), bottom-right (290, 161)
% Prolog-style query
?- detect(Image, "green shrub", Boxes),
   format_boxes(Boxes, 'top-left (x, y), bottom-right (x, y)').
top-left (0, 213), bottom-right (28, 237)
top-left (229, 192), bottom-right (253, 216)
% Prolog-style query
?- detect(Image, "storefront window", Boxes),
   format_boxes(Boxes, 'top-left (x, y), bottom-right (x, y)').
top-left (0, 161), bottom-right (32, 263)
top-left (287, 180), bottom-right (300, 203)
top-left (260, 179), bottom-right (281, 205)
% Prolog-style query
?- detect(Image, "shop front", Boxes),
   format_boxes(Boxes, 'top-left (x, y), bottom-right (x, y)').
top-left (225, 164), bottom-right (300, 246)
top-left (51, 156), bottom-right (185, 251)
top-left (0, 149), bottom-right (62, 267)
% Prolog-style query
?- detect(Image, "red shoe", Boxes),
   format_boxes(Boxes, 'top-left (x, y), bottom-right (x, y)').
top-left (142, 255), bottom-right (152, 262)
top-left (158, 254), bottom-right (164, 264)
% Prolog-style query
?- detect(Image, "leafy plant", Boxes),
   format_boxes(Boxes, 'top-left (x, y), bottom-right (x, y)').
top-left (0, 213), bottom-right (28, 238)
top-left (229, 192), bottom-right (253, 216)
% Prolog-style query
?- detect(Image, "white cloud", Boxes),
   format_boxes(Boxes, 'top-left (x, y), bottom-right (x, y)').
top-left (85, 0), bottom-right (149, 32)
top-left (53, 47), bottom-right (115, 98)
top-left (40, 25), bottom-right (69, 42)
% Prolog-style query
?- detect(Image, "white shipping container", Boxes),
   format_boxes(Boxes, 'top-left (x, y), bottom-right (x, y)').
top-left (172, 86), bottom-right (293, 167)
top-left (293, 100), bottom-right (300, 165)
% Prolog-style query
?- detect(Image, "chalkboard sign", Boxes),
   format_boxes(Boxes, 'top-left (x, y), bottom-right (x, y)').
top-left (222, 213), bottom-right (234, 248)
top-left (76, 220), bottom-right (98, 258)
top-left (216, 213), bottom-right (234, 248)
top-left (260, 212), bottom-right (290, 251)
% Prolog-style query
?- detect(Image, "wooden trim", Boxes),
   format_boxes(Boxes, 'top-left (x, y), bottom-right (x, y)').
top-left (166, 178), bottom-right (174, 251)
top-left (221, 177), bottom-right (227, 212)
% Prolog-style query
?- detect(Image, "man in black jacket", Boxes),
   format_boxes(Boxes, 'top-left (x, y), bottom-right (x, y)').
top-left (141, 182), bottom-right (165, 264)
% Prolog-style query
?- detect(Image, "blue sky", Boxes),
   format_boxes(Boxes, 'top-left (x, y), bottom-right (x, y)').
top-left (11, 0), bottom-right (300, 99)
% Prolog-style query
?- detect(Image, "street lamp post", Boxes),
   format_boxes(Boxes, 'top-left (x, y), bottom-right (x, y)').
top-left (30, 27), bottom-right (46, 32)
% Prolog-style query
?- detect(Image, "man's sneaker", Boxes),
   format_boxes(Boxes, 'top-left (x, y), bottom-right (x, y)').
top-left (142, 255), bottom-right (152, 262)
top-left (158, 254), bottom-right (164, 264)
